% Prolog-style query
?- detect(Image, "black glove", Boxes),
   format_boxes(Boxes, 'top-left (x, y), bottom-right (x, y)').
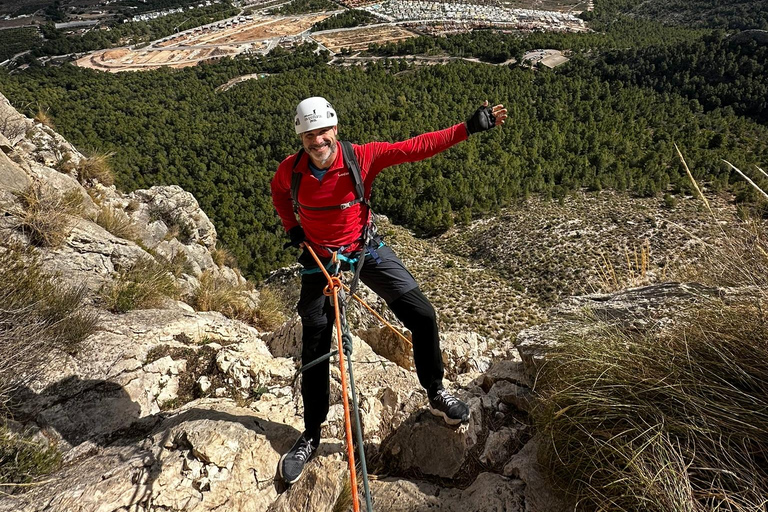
top-left (466, 105), bottom-right (496, 135)
top-left (283, 226), bottom-right (305, 249)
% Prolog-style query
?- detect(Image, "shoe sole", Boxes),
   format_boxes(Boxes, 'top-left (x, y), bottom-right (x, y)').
top-left (278, 452), bottom-right (304, 485)
top-left (430, 407), bottom-right (469, 426)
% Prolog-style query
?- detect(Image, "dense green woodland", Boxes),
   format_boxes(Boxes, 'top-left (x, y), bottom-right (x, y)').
top-left (268, 0), bottom-right (337, 15)
top-left (564, 32), bottom-right (768, 125)
top-left (310, 9), bottom-right (380, 32)
top-left (369, 20), bottom-right (710, 62)
top-left (592, 0), bottom-right (768, 30)
top-left (2, 41), bottom-right (767, 279)
top-left (0, 28), bottom-right (41, 62)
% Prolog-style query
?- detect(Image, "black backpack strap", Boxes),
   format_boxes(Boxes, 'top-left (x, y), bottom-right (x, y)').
top-left (340, 140), bottom-right (366, 203)
top-left (290, 142), bottom-right (370, 211)
top-left (290, 149), bottom-right (305, 210)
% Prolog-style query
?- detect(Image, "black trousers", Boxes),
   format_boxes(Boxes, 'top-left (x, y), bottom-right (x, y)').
top-left (297, 245), bottom-right (444, 439)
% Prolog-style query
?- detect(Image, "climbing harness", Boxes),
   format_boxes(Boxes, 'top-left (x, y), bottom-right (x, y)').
top-left (295, 244), bottom-right (413, 511)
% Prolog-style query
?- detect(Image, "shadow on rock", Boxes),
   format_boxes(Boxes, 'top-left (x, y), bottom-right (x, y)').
top-left (9, 376), bottom-right (142, 447)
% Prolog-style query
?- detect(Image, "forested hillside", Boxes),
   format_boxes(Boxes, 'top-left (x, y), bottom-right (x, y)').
top-left (593, 0), bottom-right (768, 30)
top-left (2, 40), bottom-right (766, 279)
top-left (565, 32), bottom-right (768, 124)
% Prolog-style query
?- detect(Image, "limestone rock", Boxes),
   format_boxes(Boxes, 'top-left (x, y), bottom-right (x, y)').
top-left (264, 316), bottom-right (302, 359)
top-left (356, 325), bottom-right (413, 370)
top-left (377, 404), bottom-right (473, 479)
top-left (267, 457), bottom-right (348, 512)
top-left (489, 379), bottom-right (533, 413)
top-left (129, 186), bottom-right (217, 249)
top-left (2, 401), bottom-right (305, 512)
top-left (0, 93), bottom-right (34, 146)
top-left (481, 426), bottom-right (527, 469)
top-left (0, 149), bottom-right (31, 193)
top-left (504, 438), bottom-right (570, 512)
top-left (27, 161), bottom-right (98, 218)
top-left (41, 217), bottom-right (152, 292)
top-left (0, 131), bottom-right (12, 153)
top-left (441, 331), bottom-right (494, 379)
top-left (370, 472), bottom-right (526, 511)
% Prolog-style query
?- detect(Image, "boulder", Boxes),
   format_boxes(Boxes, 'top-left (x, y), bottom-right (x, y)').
top-left (0, 149), bottom-right (31, 193)
top-left (370, 472), bottom-right (526, 511)
top-left (0, 93), bottom-right (34, 146)
top-left (42, 218), bottom-right (152, 292)
top-left (504, 438), bottom-right (571, 512)
top-left (130, 186), bottom-right (217, 249)
top-left (516, 282), bottom-right (723, 380)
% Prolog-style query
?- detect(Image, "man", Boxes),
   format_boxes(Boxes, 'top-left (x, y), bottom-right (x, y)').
top-left (271, 96), bottom-right (507, 484)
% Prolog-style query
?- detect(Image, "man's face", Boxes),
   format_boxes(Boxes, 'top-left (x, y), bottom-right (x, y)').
top-left (301, 126), bottom-right (338, 168)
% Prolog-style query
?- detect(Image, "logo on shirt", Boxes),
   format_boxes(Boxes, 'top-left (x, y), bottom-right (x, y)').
top-left (338, 172), bottom-right (349, 177)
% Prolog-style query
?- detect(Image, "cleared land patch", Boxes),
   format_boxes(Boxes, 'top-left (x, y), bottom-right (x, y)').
top-left (314, 25), bottom-right (418, 53)
top-left (75, 14), bottom-right (329, 72)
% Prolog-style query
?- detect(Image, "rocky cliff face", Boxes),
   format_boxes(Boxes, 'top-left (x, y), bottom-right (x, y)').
top-left (0, 93), bottom-right (559, 511)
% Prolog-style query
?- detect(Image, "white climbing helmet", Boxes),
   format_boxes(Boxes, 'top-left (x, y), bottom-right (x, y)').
top-left (294, 96), bottom-right (337, 134)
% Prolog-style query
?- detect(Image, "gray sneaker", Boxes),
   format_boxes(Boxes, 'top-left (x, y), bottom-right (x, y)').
top-left (279, 433), bottom-right (317, 484)
top-left (429, 388), bottom-right (470, 425)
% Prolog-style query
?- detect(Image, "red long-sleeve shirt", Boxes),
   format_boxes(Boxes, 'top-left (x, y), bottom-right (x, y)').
top-left (271, 123), bottom-right (468, 256)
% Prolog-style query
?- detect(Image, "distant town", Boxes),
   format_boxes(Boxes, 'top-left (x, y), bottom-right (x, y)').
top-left (2, 0), bottom-right (591, 71)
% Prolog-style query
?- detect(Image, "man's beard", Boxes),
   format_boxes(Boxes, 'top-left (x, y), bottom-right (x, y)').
top-left (311, 142), bottom-right (335, 166)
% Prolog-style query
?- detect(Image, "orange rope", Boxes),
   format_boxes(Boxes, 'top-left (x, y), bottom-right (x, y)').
top-left (341, 283), bottom-right (413, 347)
top-left (304, 245), bottom-right (360, 512)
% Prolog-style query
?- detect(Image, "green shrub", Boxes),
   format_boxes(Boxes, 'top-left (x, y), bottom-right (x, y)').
top-left (0, 425), bottom-right (61, 490)
top-left (102, 257), bottom-right (180, 313)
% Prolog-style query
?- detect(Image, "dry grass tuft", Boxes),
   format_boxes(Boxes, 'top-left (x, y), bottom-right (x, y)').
top-left (102, 257), bottom-right (180, 313)
top-left (253, 285), bottom-right (288, 331)
top-left (332, 478), bottom-right (354, 512)
top-left (534, 303), bottom-right (768, 512)
top-left (597, 241), bottom-right (653, 292)
top-left (191, 270), bottom-right (254, 321)
top-left (11, 183), bottom-right (82, 247)
top-left (211, 243), bottom-right (238, 268)
top-left (190, 272), bottom-right (287, 330)
top-left (671, 151), bottom-right (768, 288)
top-left (96, 205), bottom-right (139, 240)
top-left (33, 107), bottom-right (54, 129)
top-left (0, 425), bottom-right (61, 489)
top-left (0, 246), bottom-right (98, 398)
top-left (0, 246), bottom-right (95, 491)
top-left (77, 151), bottom-right (115, 187)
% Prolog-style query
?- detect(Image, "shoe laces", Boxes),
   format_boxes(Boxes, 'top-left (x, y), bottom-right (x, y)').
top-left (294, 439), bottom-right (314, 462)
top-left (437, 388), bottom-right (459, 407)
